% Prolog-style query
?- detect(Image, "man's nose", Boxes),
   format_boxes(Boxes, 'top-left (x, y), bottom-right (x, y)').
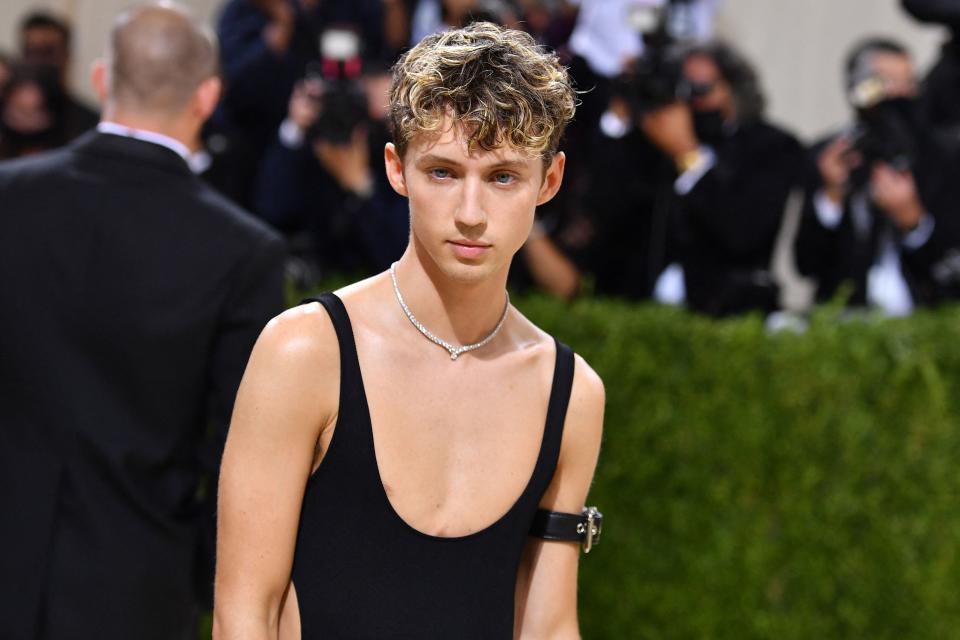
top-left (454, 177), bottom-right (487, 229)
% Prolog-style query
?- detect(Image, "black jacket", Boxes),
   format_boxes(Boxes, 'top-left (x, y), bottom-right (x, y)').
top-left (675, 120), bottom-right (804, 316)
top-left (795, 129), bottom-right (960, 307)
top-left (0, 132), bottom-right (285, 639)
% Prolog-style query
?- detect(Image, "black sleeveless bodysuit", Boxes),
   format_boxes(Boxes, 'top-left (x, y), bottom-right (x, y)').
top-left (290, 293), bottom-right (575, 639)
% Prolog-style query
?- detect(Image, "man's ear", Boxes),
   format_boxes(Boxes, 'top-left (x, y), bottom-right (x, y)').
top-left (90, 58), bottom-right (108, 106)
top-left (384, 142), bottom-right (408, 197)
top-left (194, 76), bottom-right (222, 123)
top-left (536, 151), bottom-right (566, 206)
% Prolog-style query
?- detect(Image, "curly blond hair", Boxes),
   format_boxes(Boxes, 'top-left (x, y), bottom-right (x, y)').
top-left (389, 22), bottom-right (577, 163)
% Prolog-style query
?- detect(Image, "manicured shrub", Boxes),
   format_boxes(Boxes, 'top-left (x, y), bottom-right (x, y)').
top-left (518, 296), bottom-right (960, 639)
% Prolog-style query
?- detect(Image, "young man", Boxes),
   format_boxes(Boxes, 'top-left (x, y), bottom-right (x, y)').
top-left (215, 22), bottom-right (605, 638)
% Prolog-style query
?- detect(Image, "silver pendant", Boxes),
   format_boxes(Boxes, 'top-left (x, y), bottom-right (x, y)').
top-left (390, 262), bottom-right (509, 362)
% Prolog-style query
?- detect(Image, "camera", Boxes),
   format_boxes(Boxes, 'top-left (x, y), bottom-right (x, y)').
top-left (307, 29), bottom-right (369, 144)
top-left (613, 0), bottom-right (702, 115)
top-left (846, 74), bottom-right (918, 187)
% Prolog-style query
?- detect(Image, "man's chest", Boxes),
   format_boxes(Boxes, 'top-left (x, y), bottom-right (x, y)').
top-left (353, 344), bottom-right (555, 537)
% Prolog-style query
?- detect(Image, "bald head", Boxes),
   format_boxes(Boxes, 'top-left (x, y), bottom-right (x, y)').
top-left (107, 2), bottom-right (218, 116)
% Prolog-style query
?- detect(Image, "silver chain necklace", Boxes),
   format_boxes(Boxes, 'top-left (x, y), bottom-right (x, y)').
top-left (389, 262), bottom-right (510, 361)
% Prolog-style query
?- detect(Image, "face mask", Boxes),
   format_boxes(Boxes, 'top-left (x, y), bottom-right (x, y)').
top-left (693, 109), bottom-right (726, 143)
top-left (858, 96), bottom-right (919, 129)
top-left (852, 96), bottom-right (920, 174)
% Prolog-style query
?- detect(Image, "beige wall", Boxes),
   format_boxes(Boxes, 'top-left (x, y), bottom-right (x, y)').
top-left (715, 0), bottom-right (948, 141)
top-left (0, 0), bottom-right (951, 139)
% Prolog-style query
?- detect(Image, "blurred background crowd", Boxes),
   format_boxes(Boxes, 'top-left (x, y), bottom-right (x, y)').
top-left (4, 0), bottom-right (960, 318)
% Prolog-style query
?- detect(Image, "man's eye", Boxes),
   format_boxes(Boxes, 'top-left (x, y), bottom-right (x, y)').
top-left (430, 168), bottom-right (451, 179)
top-left (493, 172), bottom-right (515, 185)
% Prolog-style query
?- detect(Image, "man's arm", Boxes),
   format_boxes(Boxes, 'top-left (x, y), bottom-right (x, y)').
top-left (213, 304), bottom-right (340, 639)
top-left (515, 354), bottom-right (605, 639)
top-left (521, 224), bottom-right (581, 300)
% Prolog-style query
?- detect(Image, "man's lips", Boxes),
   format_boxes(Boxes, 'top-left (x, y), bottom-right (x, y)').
top-left (449, 240), bottom-right (490, 248)
top-left (448, 240), bottom-right (491, 258)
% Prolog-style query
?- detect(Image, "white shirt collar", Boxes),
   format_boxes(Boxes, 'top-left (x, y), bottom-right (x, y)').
top-left (97, 121), bottom-right (192, 163)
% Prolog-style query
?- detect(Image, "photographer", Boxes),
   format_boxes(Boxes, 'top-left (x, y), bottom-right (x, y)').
top-left (253, 36), bottom-right (407, 276)
top-left (216, 0), bottom-right (392, 148)
top-left (216, 0), bottom-right (320, 141)
top-left (638, 42), bottom-right (803, 316)
top-left (794, 38), bottom-right (960, 313)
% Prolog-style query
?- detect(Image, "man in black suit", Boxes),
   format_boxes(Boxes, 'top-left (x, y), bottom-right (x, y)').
top-left (639, 42), bottom-right (804, 316)
top-left (0, 3), bottom-right (285, 639)
top-left (795, 38), bottom-right (960, 313)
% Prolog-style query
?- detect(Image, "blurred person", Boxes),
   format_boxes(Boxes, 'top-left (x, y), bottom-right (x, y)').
top-left (571, 41), bottom-right (800, 314)
top-left (254, 49), bottom-right (409, 277)
top-left (509, 0), bottom-right (652, 302)
top-left (795, 38), bottom-right (960, 313)
top-left (564, 0), bottom-right (721, 143)
top-left (215, 22), bottom-right (603, 638)
top-left (563, 0), bottom-right (643, 169)
top-left (552, 0), bottom-right (722, 298)
top-left (19, 10), bottom-right (99, 138)
top-left (0, 3), bottom-right (285, 639)
top-left (640, 42), bottom-right (803, 316)
top-left (0, 63), bottom-right (68, 159)
top-left (516, 216), bottom-right (583, 298)
top-left (215, 0), bottom-right (394, 158)
top-left (215, 0), bottom-right (322, 155)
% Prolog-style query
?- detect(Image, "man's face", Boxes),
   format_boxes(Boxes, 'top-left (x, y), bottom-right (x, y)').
top-left (3, 82), bottom-right (53, 134)
top-left (21, 26), bottom-right (68, 78)
top-left (683, 54), bottom-right (733, 117)
top-left (869, 51), bottom-right (917, 99)
top-left (385, 117), bottom-right (564, 283)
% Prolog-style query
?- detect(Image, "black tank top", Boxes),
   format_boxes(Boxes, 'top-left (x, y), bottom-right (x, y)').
top-left (290, 293), bottom-right (575, 639)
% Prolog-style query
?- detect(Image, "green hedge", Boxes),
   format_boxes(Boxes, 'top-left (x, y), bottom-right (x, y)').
top-left (517, 296), bottom-right (960, 639)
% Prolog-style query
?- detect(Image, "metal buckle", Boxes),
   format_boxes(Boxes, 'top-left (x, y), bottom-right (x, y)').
top-left (578, 506), bottom-right (603, 554)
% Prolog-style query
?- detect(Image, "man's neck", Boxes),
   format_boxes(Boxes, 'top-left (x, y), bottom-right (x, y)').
top-left (100, 108), bottom-right (197, 152)
top-left (392, 244), bottom-right (512, 348)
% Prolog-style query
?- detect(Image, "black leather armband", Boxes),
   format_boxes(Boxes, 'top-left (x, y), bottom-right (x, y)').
top-left (529, 506), bottom-right (603, 553)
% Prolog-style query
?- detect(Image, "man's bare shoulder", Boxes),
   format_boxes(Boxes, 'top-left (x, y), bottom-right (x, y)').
top-left (249, 302), bottom-right (340, 397)
top-left (510, 307), bottom-right (605, 432)
top-left (229, 302), bottom-right (342, 449)
top-left (569, 353), bottom-right (605, 438)
top-left (534, 342), bottom-right (604, 511)
top-left (557, 341), bottom-right (605, 467)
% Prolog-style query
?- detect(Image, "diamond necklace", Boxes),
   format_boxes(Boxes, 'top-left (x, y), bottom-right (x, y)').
top-left (389, 261), bottom-right (510, 361)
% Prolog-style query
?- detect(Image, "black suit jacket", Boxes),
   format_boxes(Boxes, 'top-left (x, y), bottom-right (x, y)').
top-left (795, 129), bottom-right (960, 307)
top-left (0, 132), bottom-right (285, 639)
top-left (675, 120), bottom-right (804, 316)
